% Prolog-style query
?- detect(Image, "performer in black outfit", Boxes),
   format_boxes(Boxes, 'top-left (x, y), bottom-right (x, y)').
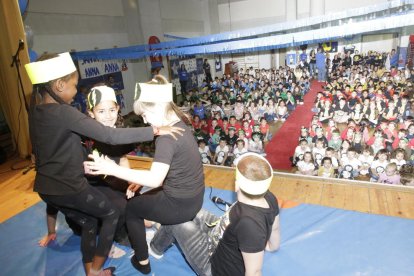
top-left (85, 75), bottom-right (205, 274)
top-left (25, 53), bottom-right (182, 276)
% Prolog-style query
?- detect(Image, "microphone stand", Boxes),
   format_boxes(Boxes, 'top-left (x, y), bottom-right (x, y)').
top-left (11, 39), bottom-right (33, 174)
top-left (10, 39), bottom-right (29, 112)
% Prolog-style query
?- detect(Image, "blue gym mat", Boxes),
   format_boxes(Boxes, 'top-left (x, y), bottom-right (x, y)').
top-left (1, 187), bottom-right (414, 276)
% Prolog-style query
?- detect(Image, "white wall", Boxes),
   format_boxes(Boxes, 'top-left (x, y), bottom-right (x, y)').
top-left (218, 0), bottom-right (286, 31)
top-left (325, 0), bottom-right (388, 13)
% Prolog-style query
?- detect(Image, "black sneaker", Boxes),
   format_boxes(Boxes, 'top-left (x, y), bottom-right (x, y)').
top-left (130, 255), bottom-right (151, 274)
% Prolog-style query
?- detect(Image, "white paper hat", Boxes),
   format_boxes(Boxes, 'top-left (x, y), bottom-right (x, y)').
top-left (24, 52), bottom-right (77, 84)
top-left (87, 86), bottom-right (117, 109)
top-left (134, 82), bottom-right (173, 103)
top-left (234, 152), bottom-right (273, 195)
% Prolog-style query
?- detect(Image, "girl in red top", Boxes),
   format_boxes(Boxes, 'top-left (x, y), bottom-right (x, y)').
top-left (260, 117), bottom-right (271, 142)
top-left (242, 120), bottom-right (253, 139)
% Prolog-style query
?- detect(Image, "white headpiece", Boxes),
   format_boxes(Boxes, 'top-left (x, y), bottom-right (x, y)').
top-left (87, 86), bottom-right (117, 109)
top-left (134, 82), bottom-right (173, 103)
top-left (24, 52), bottom-right (77, 84)
top-left (234, 153), bottom-right (273, 195)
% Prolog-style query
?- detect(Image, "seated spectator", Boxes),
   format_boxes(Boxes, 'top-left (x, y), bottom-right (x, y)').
top-left (328, 129), bottom-right (342, 152)
top-left (359, 146), bottom-right (374, 176)
top-left (318, 157), bottom-right (335, 178)
top-left (248, 132), bottom-right (265, 156)
top-left (296, 152), bottom-right (316, 176)
top-left (339, 147), bottom-right (361, 178)
top-left (370, 149), bottom-right (390, 182)
top-left (378, 162), bottom-right (400, 185)
top-left (275, 100), bottom-right (289, 121)
top-left (325, 147), bottom-right (339, 170)
top-left (312, 138), bottom-right (326, 167)
top-left (390, 148), bottom-right (407, 171)
top-left (399, 164), bottom-right (414, 186)
top-left (213, 137), bottom-right (229, 166)
top-left (232, 139), bottom-right (248, 166)
top-left (292, 139), bottom-right (311, 167)
top-left (198, 140), bottom-right (212, 164)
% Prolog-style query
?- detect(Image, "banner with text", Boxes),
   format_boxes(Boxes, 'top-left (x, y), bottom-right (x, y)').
top-left (78, 58), bottom-right (127, 79)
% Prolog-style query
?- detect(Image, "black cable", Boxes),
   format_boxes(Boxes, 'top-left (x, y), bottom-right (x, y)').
top-left (208, 186), bottom-right (226, 212)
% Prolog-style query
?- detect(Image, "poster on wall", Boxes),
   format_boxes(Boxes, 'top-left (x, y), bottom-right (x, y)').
top-left (397, 46), bottom-right (407, 69)
top-left (76, 59), bottom-right (127, 110)
top-left (215, 55), bottom-right (222, 72)
top-left (169, 56), bottom-right (205, 95)
top-left (319, 41), bottom-right (338, 53)
top-left (286, 53), bottom-right (296, 67)
top-left (148, 36), bottom-right (163, 74)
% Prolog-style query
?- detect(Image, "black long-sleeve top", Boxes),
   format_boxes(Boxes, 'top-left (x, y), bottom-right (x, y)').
top-left (29, 104), bottom-right (154, 195)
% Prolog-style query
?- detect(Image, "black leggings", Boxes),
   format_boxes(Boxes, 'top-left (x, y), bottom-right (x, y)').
top-left (126, 188), bottom-right (204, 261)
top-left (39, 185), bottom-right (120, 263)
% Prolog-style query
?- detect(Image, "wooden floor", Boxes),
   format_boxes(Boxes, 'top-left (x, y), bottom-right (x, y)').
top-left (1, 155), bottom-right (414, 223)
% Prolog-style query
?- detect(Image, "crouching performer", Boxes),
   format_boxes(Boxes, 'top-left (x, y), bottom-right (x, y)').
top-left (149, 152), bottom-right (280, 276)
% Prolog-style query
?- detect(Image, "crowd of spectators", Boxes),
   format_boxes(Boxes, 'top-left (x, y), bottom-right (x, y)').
top-left (292, 47), bottom-right (414, 186)
top-left (179, 64), bottom-right (311, 166)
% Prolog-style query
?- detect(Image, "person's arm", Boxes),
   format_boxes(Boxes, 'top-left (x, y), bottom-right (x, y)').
top-left (265, 214), bottom-right (280, 252)
top-left (85, 155), bottom-right (169, 188)
top-left (66, 105), bottom-right (183, 144)
top-left (241, 251), bottom-right (265, 276)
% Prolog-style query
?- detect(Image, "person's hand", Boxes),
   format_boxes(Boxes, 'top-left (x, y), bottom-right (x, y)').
top-left (38, 233), bottom-right (56, 247)
top-left (84, 154), bottom-right (118, 176)
top-left (157, 126), bottom-right (185, 140)
top-left (126, 183), bottom-right (142, 199)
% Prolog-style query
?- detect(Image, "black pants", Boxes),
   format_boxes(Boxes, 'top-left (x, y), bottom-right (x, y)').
top-left (179, 80), bottom-right (187, 95)
top-left (40, 185), bottom-right (120, 263)
top-left (126, 188), bottom-right (204, 261)
top-left (91, 179), bottom-right (128, 243)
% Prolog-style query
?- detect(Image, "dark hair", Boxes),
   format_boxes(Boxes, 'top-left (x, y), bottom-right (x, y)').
top-left (30, 53), bottom-right (77, 107)
top-left (400, 164), bottom-right (414, 185)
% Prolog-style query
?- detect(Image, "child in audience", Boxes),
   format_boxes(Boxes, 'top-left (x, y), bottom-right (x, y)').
top-left (293, 139), bottom-right (311, 166)
top-left (312, 127), bottom-right (328, 147)
top-left (214, 137), bottom-right (229, 166)
top-left (378, 163), bottom-right (400, 185)
top-left (296, 152), bottom-right (316, 176)
top-left (325, 119), bottom-right (338, 140)
top-left (237, 129), bottom-right (249, 151)
top-left (275, 100), bottom-right (289, 121)
top-left (234, 100), bottom-right (245, 120)
top-left (225, 126), bottom-right (238, 150)
top-left (370, 149), bottom-right (390, 182)
top-left (328, 129), bottom-right (342, 152)
top-left (318, 99), bottom-right (334, 123)
top-left (264, 99), bottom-right (276, 122)
top-left (248, 132), bottom-right (265, 155)
top-left (390, 148), bottom-right (407, 171)
top-left (338, 139), bottom-right (352, 162)
top-left (352, 131), bottom-right (364, 154)
top-left (325, 147), bottom-right (339, 170)
top-left (359, 146), bottom-right (374, 176)
top-left (241, 120), bottom-right (253, 139)
top-left (399, 164), bottom-right (414, 186)
top-left (209, 126), bottom-right (222, 152)
top-left (198, 140), bottom-right (212, 164)
top-left (312, 138), bottom-right (326, 167)
top-left (232, 139), bottom-right (248, 165)
top-left (299, 126), bottom-right (312, 145)
top-left (340, 147), bottom-right (362, 178)
top-left (318, 157), bottom-right (335, 178)
top-left (367, 129), bottom-right (386, 155)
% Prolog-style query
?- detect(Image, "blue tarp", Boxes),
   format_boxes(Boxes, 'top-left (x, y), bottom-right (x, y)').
top-left (2, 188), bottom-right (414, 275)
